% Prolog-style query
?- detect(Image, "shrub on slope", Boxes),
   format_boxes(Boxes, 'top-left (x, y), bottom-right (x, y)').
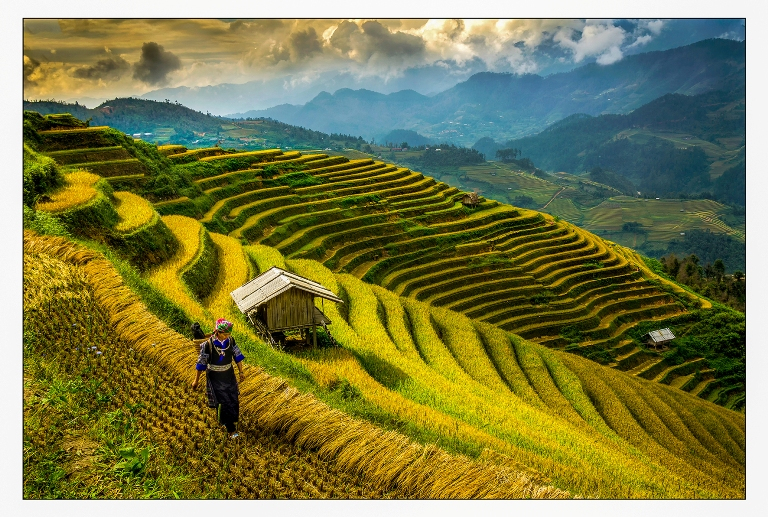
top-left (23, 144), bottom-right (64, 207)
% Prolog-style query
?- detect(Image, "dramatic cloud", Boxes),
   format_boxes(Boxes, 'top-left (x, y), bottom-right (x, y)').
top-left (596, 45), bottom-right (624, 65)
top-left (56, 19), bottom-right (120, 39)
top-left (132, 42), bottom-right (182, 85)
top-left (24, 19), bottom-right (61, 35)
top-left (645, 20), bottom-right (664, 35)
top-left (289, 27), bottom-right (322, 60)
top-left (21, 18), bottom-right (744, 110)
top-left (359, 20), bottom-right (425, 59)
top-left (444, 19), bottom-right (464, 41)
top-left (330, 20), bottom-right (357, 54)
top-left (626, 34), bottom-right (653, 50)
top-left (24, 55), bottom-right (41, 86)
top-left (623, 19), bottom-right (665, 51)
top-left (228, 20), bottom-right (249, 33)
top-left (229, 19), bottom-right (284, 33)
top-left (72, 51), bottom-right (130, 80)
top-left (554, 23), bottom-right (627, 64)
top-left (264, 41), bottom-right (291, 64)
top-left (330, 20), bottom-right (425, 63)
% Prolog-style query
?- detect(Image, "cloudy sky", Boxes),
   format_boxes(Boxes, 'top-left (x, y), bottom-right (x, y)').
top-left (22, 17), bottom-right (745, 113)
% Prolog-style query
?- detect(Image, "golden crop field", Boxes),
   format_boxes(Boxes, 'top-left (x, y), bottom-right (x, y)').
top-left (281, 256), bottom-right (743, 498)
top-left (146, 215), bottom-right (210, 322)
top-left (23, 120), bottom-right (745, 499)
top-left (23, 230), bottom-right (568, 499)
top-left (156, 145), bottom-right (730, 406)
top-left (199, 149), bottom-right (282, 162)
top-left (35, 171), bottom-right (101, 212)
top-left (113, 191), bottom-right (156, 232)
top-left (205, 232), bottom-right (251, 318)
top-left (23, 190), bottom-right (745, 499)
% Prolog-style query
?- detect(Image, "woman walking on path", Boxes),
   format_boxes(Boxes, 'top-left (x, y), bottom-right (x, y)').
top-left (192, 318), bottom-right (246, 438)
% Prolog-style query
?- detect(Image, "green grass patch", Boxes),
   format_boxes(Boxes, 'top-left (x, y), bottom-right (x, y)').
top-left (179, 227), bottom-right (219, 303)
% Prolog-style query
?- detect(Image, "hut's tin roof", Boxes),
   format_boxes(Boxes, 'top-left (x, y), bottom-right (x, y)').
top-left (646, 328), bottom-right (675, 343)
top-left (230, 266), bottom-right (343, 314)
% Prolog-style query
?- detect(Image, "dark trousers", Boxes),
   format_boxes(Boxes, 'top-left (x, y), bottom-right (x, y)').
top-left (216, 403), bottom-right (237, 433)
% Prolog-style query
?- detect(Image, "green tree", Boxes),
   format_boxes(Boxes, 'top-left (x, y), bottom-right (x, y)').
top-left (622, 221), bottom-right (646, 234)
top-left (713, 259), bottom-right (726, 282)
top-left (512, 195), bottom-right (536, 208)
top-left (495, 148), bottom-right (520, 162)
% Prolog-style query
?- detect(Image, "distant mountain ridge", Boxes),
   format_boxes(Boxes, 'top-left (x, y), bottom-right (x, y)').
top-left (23, 97), bottom-right (369, 150)
top-left (235, 38), bottom-right (744, 145)
top-left (231, 88), bottom-right (432, 140)
top-left (24, 97), bottom-right (228, 136)
top-left (494, 87), bottom-right (746, 200)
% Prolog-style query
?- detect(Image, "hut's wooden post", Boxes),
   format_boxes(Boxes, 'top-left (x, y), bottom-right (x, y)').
top-left (312, 325), bottom-right (317, 348)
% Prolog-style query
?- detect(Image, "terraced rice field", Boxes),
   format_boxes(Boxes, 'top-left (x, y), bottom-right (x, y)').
top-left (24, 230), bottom-right (746, 498)
top-left (581, 197), bottom-right (743, 243)
top-left (25, 119), bottom-right (746, 499)
top-left (113, 191), bottom-right (155, 232)
top-left (137, 147), bottom-right (724, 401)
top-left (456, 164), bottom-right (560, 206)
top-left (25, 232), bottom-right (568, 499)
top-left (36, 126), bottom-right (148, 181)
top-left (35, 171), bottom-right (102, 212)
top-left (183, 150), bottom-right (696, 361)
top-left (32, 132), bottom-right (711, 393)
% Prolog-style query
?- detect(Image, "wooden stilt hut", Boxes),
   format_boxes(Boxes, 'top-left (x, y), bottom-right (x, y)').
top-left (643, 328), bottom-right (675, 350)
top-left (461, 192), bottom-right (479, 208)
top-left (230, 266), bottom-right (343, 347)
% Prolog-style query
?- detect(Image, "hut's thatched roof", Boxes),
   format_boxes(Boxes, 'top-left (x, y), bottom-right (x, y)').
top-left (230, 266), bottom-right (343, 315)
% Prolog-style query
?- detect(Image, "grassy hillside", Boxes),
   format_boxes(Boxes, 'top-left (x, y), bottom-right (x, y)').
top-left (23, 98), bottom-right (365, 151)
top-left (23, 114), bottom-right (745, 498)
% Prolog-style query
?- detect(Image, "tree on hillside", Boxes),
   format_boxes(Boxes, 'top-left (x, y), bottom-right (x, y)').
top-left (622, 221), bottom-right (647, 234)
top-left (417, 144), bottom-right (485, 167)
top-left (659, 253), bottom-right (744, 311)
top-left (495, 148), bottom-right (520, 162)
top-left (512, 195), bottom-right (536, 208)
top-left (664, 229), bottom-right (745, 274)
top-left (713, 259), bottom-right (726, 282)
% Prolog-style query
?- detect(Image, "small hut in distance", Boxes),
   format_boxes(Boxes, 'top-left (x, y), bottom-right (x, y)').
top-left (462, 192), bottom-right (479, 208)
top-left (643, 328), bottom-right (675, 350)
top-left (230, 266), bottom-right (343, 347)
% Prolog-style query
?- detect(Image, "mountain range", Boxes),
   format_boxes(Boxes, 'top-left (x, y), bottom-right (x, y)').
top-left (473, 87), bottom-right (745, 201)
top-left (232, 39), bottom-right (744, 146)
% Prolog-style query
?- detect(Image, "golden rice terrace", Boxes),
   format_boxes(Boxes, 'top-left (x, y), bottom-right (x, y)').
top-left (23, 115), bottom-right (745, 499)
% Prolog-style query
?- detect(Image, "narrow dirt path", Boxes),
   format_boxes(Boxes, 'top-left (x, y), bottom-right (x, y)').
top-left (541, 186), bottom-right (567, 210)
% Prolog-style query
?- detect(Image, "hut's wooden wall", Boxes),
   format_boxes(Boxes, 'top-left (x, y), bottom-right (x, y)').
top-left (265, 288), bottom-right (315, 330)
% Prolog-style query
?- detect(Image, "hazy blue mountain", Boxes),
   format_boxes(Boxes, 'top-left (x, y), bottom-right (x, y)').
top-left (382, 129), bottom-right (432, 147)
top-left (237, 39), bottom-right (744, 146)
top-left (234, 88), bottom-right (431, 141)
top-left (142, 59), bottom-right (488, 116)
top-left (490, 87), bottom-right (745, 201)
